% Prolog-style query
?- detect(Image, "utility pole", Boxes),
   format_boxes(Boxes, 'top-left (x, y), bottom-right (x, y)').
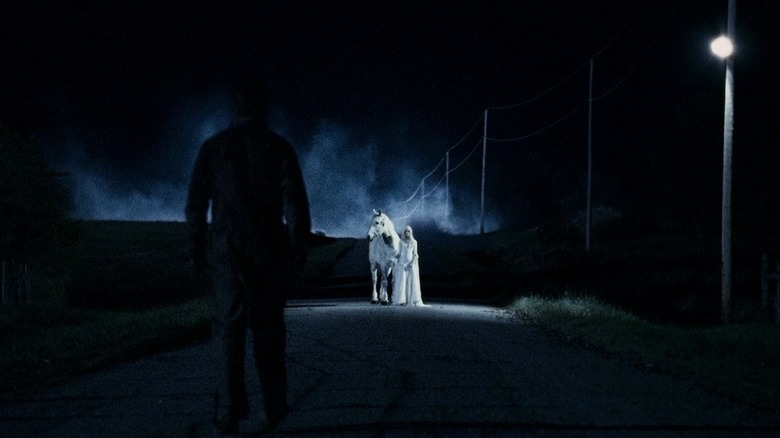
top-left (480, 108), bottom-right (488, 234)
top-left (721, 0), bottom-right (736, 324)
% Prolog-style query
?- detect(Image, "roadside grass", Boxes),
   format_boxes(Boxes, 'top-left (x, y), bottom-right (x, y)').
top-left (510, 295), bottom-right (780, 413)
top-left (3, 220), bottom-right (778, 413)
top-left (0, 221), bottom-right (354, 397)
top-left (301, 235), bottom-right (357, 279)
top-left (487, 226), bottom-right (773, 325)
top-left (0, 297), bottom-right (211, 398)
top-left (66, 221), bottom-right (205, 310)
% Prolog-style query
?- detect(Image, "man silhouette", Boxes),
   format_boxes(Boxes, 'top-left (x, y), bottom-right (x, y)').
top-left (185, 78), bottom-right (311, 434)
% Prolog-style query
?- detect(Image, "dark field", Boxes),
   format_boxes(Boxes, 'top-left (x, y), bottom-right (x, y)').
top-left (63, 221), bottom-right (361, 309)
top-left (65, 220), bottom-right (774, 326)
top-left (66, 221), bottom-right (204, 310)
top-left (2, 220), bottom-right (777, 402)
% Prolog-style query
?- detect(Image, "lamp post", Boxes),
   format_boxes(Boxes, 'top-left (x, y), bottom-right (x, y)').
top-left (712, 0), bottom-right (736, 324)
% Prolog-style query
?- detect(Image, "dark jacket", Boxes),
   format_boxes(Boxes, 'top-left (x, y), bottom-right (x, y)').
top-left (185, 118), bottom-right (311, 278)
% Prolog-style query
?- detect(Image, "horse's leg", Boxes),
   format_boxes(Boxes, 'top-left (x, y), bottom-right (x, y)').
top-left (379, 267), bottom-right (389, 304)
top-left (386, 265), bottom-right (394, 304)
top-left (371, 266), bottom-right (379, 304)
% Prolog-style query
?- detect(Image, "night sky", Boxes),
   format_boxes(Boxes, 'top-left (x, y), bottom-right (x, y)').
top-left (2, 1), bottom-right (779, 238)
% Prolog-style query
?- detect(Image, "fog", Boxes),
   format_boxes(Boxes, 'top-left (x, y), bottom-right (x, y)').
top-left (57, 92), bottom-right (502, 238)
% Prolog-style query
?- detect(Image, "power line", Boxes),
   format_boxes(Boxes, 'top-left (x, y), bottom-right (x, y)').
top-left (487, 102), bottom-right (586, 143)
top-left (590, 48), bottom-right (647, 102)
top-left (447, 114), bottom-right (484, 152)
top-left (592, 1), bottom-right (680, 101)
top-left (393, 198), bottom-right (421, 221)
top-left (394, 0), bottom-right (676, 228)
top-left (488, 62), bottom-right (587, 111)
top-left (423, 170), bottom-right (447, 199)
top-left (592, 0), bottom-right (645, 58)
top-left (448, 139), bottom-right (483, 174)
top-left (393, 138), bottom-right (484, 220)
top-left (423, 138), bottom-right (483, 197)
top-left (396, 113), bottom-right (483, 208)
top-left (396, 142), bottom-right (476, 203)
top-left (488, 0), bottom-right (644, 112)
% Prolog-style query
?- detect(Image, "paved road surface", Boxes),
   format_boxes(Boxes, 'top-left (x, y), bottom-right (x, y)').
top-left (1, 299), bottom-right (778, 437)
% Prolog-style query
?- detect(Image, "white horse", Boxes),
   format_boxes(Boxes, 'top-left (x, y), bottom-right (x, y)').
top-left (367, 209), bottom-right (400, 305)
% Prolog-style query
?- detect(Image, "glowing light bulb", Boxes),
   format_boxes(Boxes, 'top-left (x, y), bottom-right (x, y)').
top-left (710, 36), bottom-right (734, 59)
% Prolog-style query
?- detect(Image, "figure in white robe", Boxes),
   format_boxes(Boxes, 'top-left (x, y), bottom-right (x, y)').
top-left (394, 225), bottom-right (425, 306)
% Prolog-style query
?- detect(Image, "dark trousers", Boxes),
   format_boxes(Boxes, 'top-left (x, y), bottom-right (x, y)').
top-left (210, 240), bottom-right (289, 425)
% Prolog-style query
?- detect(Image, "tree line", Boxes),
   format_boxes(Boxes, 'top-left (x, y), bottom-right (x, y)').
top-left (0, 124), bottom-right (76, 305)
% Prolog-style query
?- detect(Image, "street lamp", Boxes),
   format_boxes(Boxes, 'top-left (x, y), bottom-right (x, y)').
top-left (712, 0), bottom-right (736, 324)
top-left (710, 36), bottom-right (734, 59)
top-left (714, 36), bottom-right (734, 324)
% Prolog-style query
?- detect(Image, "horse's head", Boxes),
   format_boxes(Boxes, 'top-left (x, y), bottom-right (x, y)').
top-left (367, 209), bottom-right (386, 241)
top-left (367, 209), bottom-right (397, 244)
top-left (367, 209), bottom-right (401, 264)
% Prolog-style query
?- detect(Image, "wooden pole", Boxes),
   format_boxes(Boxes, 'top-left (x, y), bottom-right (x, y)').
top-left (720, 0), bottom-right (736, 324)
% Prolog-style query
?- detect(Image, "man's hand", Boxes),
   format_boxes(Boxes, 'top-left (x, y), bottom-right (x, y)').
top-left (193, 255), bottom-right (207, 272)
top-left (191, 242), bottom-right (208, 272)
top-left (293, 250), bottom-right (308, 278)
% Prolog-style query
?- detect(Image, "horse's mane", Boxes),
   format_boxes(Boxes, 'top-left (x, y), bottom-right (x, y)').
top-left (382, 214), bottom-right (397, 233)
top-left (368, 210), bottom-right (400, 255)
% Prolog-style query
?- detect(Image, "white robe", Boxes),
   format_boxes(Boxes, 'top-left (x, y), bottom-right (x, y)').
top-left (394, 235), bottom-right (424, 306)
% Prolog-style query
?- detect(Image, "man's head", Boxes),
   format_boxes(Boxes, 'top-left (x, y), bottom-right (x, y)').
top-left (230, 77), bottom-right (269, 121)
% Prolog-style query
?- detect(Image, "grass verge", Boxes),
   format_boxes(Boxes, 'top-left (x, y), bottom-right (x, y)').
top-left (0, 297), bottom-right (211, 398)
top-left (509, 295), bottom-right (780, 413)
top-left (0, 226), bottom-right (352, 398)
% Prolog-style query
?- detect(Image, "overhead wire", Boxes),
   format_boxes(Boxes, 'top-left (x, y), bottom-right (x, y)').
top-left (488, 0), bottom-right (644, 113)
top-left (486, 0), bottom-right (646, 143)
top-left (397, 155), bottom-right (445, 204)
top-left (488, 62), bottom-right (588, 111)
top-left (592, 0), bottom-right (644, 59)
top-left (395, 0), bottom-right (671, 221)
top-left (393, 137), bottom-right (484, 219)
top-left (591, 37), bottom-right (654, 102)
top-left (393, 115), bottom-right (482, 210)
top-left (447, 139), bottom-right (484, 174)
top-left (487, 102), bottom-right (586, 143)
top-left (422, 137), bottom-right (484, 197)
top-left (592, 1), bottom-right (680, 101)
top-left (447, 114), bottom-right (484, 152)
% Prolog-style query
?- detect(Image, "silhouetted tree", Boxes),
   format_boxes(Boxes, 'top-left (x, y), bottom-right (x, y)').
top-left (0, 125), bottom-right (75, 304)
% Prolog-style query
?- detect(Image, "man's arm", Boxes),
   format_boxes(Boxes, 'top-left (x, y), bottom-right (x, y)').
top-left (280, 138), bottom-right (311, 276)
top-left (185, 141), bottom-right (213, 271)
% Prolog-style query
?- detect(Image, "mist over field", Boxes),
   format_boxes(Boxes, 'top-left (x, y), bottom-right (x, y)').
top-left (56, 92), bottom-right (501, 237)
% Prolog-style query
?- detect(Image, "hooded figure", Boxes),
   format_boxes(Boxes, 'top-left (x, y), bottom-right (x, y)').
top-left (394, 225), bottom-right (425, 306)
top-left (185, 79), bottom-right (311, 434)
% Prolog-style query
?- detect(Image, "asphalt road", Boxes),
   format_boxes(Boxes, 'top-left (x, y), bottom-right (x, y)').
top-left (1, 299), bottom-right (777, 437)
